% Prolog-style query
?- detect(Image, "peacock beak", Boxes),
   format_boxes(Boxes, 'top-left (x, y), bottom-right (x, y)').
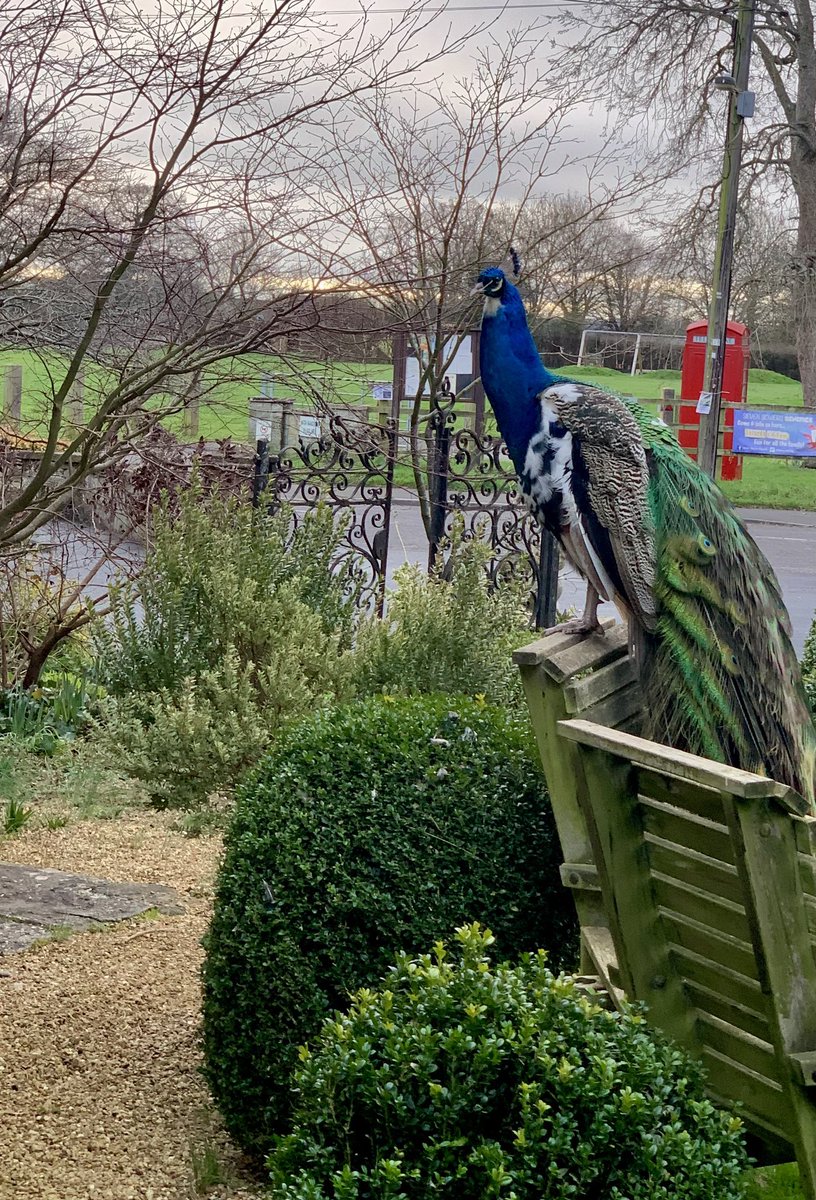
top-left (469, 282), bottom-right (485, 297)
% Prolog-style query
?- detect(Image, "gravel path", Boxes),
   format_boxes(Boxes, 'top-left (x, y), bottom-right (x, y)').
top-left (0, 814), bottom-right (261, 1200)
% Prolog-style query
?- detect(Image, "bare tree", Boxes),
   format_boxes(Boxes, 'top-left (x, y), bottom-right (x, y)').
top-left (556, 0), bottom-right (816, 405)
top-left (0, 0), bottom-right (473, 546)
top-left (311, 34), bottom-right (647, 537)
top-left (660, 193), bottom-right (796, 347)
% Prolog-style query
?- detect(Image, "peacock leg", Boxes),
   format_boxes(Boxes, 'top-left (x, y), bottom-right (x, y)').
top-left (542, 583), bottom-right (602, 637)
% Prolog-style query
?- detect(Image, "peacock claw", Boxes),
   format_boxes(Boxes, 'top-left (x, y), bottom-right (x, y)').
top-left (542, 616), bottom-right (602, 638)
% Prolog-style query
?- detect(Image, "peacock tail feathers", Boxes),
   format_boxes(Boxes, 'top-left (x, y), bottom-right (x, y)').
top-left (621, 397), bottom-right (816, 807)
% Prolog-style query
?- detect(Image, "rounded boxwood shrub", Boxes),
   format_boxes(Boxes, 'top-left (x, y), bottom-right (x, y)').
top-left (268, 924), bottom-right (748, 1200)
top-left (202, 696), bottom-right (578, 1156)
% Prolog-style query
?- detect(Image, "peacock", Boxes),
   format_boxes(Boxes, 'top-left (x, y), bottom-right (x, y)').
top-left (473, 254), bottom-right (816, 808)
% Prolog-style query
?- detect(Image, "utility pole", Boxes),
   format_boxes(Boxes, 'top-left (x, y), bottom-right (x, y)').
top-left (697, 0), bottom-right (755, 479)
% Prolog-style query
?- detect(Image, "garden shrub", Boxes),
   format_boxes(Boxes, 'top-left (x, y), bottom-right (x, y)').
top-left (803, 612), bottom-right (816, 719)
top-left (268, 924), bottom-right (748, 1200)
top-left (93, 487), bottom-right (356, 804)
top-left (93, 484), bottom-right (356, 699)
top-left (351, 531), bottom-right (531, 705)
top-left (201, 696), bottom-right (577, 1156)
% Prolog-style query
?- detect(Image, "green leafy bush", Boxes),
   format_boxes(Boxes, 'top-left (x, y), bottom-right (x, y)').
top-left (351, 532), bottom-right (531, 705)
top-left (93, 488), bottom-right (356, 804)
top-left (95, 486), bottom-right (356, 699)
top-left (202, 696), bottom-right (577, 1156)
top-left (269, 924), bottom-right (748, 1200)
top-left (803, 614), bottom-right (816, 719)
top-left (0, 672), bottom-right (101, 754)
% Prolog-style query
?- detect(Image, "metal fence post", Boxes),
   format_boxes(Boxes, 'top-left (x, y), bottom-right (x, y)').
top-left (535, 531), bottom-right (559, 629)
top-left (252, 439), bottom-right (270, 509)
top-left (427, 390), bottom-right (452, 572)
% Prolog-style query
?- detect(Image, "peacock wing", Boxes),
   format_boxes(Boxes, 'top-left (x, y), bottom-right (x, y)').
top-left (547, 383), bottom-right (658, 631)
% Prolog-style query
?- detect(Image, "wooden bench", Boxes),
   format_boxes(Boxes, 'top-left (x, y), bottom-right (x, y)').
top-left (515, 623), bottom-right (816, 1198)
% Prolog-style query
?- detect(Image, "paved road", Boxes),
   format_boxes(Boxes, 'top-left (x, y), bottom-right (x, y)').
top-left (388, 496), bottom-right (816, 656)
top-left (35, 501), bottom-right (815, 657)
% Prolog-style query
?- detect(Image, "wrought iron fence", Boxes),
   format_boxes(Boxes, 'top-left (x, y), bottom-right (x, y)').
top-left (257, 413), bottom-right (395, 615)
top-left (427, 410), bottom-right (557, 626)
top-left (255, 408), bottom-right (557, 625)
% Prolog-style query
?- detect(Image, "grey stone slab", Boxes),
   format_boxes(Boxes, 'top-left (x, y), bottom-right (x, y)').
top-left (0, 863), bottom-right (184, 954)
top-left (0, 918), bottom-right (47, 954)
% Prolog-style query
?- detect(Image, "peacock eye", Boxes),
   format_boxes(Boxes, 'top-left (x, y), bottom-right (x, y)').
top-left (697, 533), bottom-right (716, 557)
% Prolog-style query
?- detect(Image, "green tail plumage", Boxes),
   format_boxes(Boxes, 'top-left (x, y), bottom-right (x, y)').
top-left (626, 402), bottom-right (816, 808)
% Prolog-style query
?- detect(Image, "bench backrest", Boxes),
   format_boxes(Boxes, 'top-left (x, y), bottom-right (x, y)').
top-left (515, 626), bottom-right (816, 1195)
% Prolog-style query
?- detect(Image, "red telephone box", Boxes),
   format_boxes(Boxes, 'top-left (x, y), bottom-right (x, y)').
top-left (679, 320), bottom-right (750, 481)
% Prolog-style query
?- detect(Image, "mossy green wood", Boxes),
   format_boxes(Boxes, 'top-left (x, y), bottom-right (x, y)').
top-left (514, 624), bottom-right (631, 978)
top-left (571, 742), bottom-right (702, 1054)
top-left (517, 631), bottom-right (816, 1193)
top-left (723, 797), bottom-right (816, 1200)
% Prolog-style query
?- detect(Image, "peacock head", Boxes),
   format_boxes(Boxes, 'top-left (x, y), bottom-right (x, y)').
top-left (472, 266), bottom-right (508, 299)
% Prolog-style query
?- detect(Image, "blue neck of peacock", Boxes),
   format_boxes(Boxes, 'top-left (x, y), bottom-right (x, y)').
top-left (479, 281), bottom-right (557, 472)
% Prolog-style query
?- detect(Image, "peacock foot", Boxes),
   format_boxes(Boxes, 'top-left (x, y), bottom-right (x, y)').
top-left (542, 615), bottom-right (603, 638)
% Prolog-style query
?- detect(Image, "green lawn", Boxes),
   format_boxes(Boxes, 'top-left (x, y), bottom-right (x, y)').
top-left (0, 348), bottom-right (392, 444)
top-left (2, 350), bottom-right (814, 508)
top-left (566, 364), bottom-right (805, 408)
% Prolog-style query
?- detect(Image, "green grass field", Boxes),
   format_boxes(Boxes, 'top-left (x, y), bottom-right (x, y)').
top-left (566, 364), bottom-right (805, 409)
top-left (0, 348), bottom-right (393, 444)
top-left (2, 350), bottom-right (813, 508)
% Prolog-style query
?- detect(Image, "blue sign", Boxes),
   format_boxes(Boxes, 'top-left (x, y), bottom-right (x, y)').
top-left (732, 409), bottom-right (816, 457)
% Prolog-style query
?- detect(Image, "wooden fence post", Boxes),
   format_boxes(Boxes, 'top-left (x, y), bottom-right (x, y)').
top-left (68, 370), bottom-right (84, 427)
top-left (3, 365), bottom-right (22, 428)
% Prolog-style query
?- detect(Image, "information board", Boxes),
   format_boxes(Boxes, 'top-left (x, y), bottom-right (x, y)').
top-left (299, 415), bottom-right (321, 440)
top-left (731, 409), bottom-right (816, 457)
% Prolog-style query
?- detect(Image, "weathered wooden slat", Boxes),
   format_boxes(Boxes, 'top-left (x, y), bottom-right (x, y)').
top-left (645, 836), bottom-right (743, 906)
top-left (789, 1052), bottom-right (816, 1089)
top-left (523, 623), bottom-right (627, 684)
top-left (661, 909), bottom-right (758, 979)
top-left (559, 862), bottom-right (600, 892)
top-left (697, 1010), bottom-right (778, 1081)
top-left (580, 925), bottom-right (626, 1009)
top-left (579, 683), bottom-right (643, 730)
top-left (640, 798), bottom-right (735, 866)
top-left (707, 1087), bottom-right (792, 1155)
top-left (563, 655), bottom-right (637, 715)
top-left (638, 767), bottom-right (728, 823)
top-left (652, 874), bottom-right (752, 944)
top-left (669, 943), bottom-right (767, 1021)
top-left (701, 1047), bottom-right (792, 1130)
top-left (800, 853), bottom-right (816, 898)
top-left (573, 745), bottom-right (701, 1049)
top-left (516, 650), bottom-right (610, 956)
top-left (724, 793), bottom-right (816, 1200)
top-left (511, 620), bottom-right (619, 670)
top-left (558, 719), bottom-right (808, 808)
top-left (685, 979), bottom-right (770, 1043)
top-left (795, 818), bottom-right (816, 858)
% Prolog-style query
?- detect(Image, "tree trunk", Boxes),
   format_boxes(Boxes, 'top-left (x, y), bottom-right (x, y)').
top-left (792, 156), bottom-right (816, 410)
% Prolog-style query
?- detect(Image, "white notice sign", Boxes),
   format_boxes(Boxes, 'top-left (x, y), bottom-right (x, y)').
top-left (255, 419), bottom-right (272, 439)
top-left (299, 415), bottom-right (321, 439)
top-left (696, 392), bottom-right (713, 415)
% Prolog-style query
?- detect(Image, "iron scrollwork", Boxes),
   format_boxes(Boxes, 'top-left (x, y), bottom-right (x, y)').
top-left (436, 426), bottom-right (554, 622)
top-left (264, 414), bottom-right (395, 615)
